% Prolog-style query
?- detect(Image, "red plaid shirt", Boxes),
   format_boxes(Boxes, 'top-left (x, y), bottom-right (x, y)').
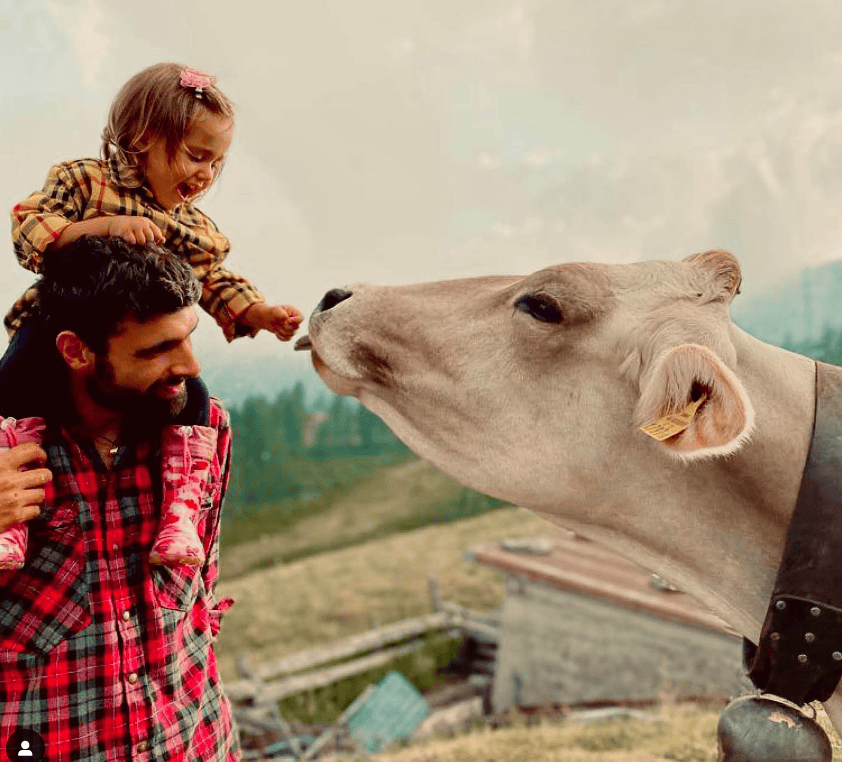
top-left (0, 399), bottom-right (239, 761)
top-left (9, 158), bottom-right (264, 341)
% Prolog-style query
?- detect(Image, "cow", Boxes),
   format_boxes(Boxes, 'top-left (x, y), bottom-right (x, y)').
top-left (294, 249), bottom-right (842, 735)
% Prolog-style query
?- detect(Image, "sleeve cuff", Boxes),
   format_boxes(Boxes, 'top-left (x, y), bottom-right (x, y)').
top-left (209, 596), bottom-right (235, 638)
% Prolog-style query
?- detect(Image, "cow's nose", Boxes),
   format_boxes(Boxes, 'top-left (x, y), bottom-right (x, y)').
top-left (314, 288), bottom-right (353, 314)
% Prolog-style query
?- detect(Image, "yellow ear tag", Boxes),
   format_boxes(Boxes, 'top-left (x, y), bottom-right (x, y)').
top-left (640, 395), bottom-right (707, 442)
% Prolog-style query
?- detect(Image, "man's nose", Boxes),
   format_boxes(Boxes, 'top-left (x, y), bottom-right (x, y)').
top-left (172, 343), bottom-right (201, 378)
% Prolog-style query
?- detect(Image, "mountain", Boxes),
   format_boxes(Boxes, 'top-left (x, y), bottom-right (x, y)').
top-left (200, 350), bottom-right (328, 409)
top-left (732, 260), bottom-right (842, 347)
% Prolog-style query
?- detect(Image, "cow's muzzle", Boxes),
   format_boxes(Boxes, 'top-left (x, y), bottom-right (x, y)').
top-left (294, 288), bottom-right (354, 352)
top-left (315, 288), bottom-right (353, 314)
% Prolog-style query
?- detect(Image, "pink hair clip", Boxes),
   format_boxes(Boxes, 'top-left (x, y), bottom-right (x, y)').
top-left (179, 67), bottom-right (216, 99)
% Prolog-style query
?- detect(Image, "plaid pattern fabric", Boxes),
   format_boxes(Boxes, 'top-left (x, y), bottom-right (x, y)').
top-left (9, 158), bottom-right (264, 341)
top-left (0, 400), bottom-right (239, 761)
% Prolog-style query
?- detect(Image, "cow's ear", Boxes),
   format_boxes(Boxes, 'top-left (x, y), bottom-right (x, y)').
top-left (635, 344), bottom-right (755, 460)
top-left (684, 249), bottom-right (742, 303)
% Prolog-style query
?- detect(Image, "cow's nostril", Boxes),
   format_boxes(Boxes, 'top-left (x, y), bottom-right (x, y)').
top-left (315, 288), bottom-right (353, 313)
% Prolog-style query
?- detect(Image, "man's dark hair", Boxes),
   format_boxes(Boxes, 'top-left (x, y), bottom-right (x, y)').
top-left (38, 235), bottom-right (200, 353)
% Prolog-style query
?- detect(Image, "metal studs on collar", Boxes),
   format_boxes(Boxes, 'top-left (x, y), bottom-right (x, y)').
top-left (776, 600), bottom-right (787, 611)
top-left (811, 606), bottom-right (822, 617)
top-left (805, 632), bottom-right (816, 643)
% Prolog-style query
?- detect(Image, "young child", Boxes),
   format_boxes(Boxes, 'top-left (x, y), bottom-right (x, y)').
top-left (0, 62), bottom-right (303, 570)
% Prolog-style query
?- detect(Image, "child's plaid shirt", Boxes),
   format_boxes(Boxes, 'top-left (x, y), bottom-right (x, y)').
top-left (0, 399), bottom-right (239, 761)
top-left (9, 158), bottom-right (264, 341)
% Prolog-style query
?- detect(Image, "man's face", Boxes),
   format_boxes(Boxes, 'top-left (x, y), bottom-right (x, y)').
top-left (88, 307), bottom-right (202, 420)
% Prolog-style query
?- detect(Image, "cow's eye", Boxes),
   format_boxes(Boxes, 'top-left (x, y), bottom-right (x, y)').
top-left (514, 295), bottom-right (563, 324)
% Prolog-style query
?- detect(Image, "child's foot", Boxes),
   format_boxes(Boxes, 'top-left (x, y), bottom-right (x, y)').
top-left (0, 525), bottom-right (26, 570)
top-left (149, 509), bottom-right (204, 565)
top-left (150, 424), bottom-right (217, 567)
top-left (0, 416), bottom-right (46, 570)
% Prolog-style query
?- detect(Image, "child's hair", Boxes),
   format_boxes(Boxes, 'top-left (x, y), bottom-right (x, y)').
top-left (101, 62), bottom-right (235, 187)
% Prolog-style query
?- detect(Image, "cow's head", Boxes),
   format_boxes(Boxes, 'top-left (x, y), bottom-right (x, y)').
top-left (298, 250), bottom-right (755, 512)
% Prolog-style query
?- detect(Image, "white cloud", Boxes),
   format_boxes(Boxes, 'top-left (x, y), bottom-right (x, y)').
top-left (46, 0), bottom-right (110, 89)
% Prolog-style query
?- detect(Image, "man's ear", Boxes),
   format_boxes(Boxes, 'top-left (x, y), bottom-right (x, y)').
top-left (55, 331), bottom-right (94, 371)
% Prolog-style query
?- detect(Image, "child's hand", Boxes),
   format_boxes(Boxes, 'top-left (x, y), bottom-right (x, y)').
top-left (240, 302), bottom-right (304, 341)
top-left (54, 215), bottom-right (166, 249)
top-left (106, 216), bottom-right (165, 244)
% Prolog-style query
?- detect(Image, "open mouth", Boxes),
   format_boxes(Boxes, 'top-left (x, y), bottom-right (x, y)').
top-left (294, 335), bottom-right (312, 351)
top-left (177, 183), bottom-right (201, 201)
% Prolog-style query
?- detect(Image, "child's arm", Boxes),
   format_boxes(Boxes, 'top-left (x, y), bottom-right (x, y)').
top-left (12, 160), bottom-right (164, 272)
top-left (198, 262), bottom-right (302, 342)
top-left (52, 216), bottom-right (164, 248)
top-left (238, 303), bottom-right (303, 341)
top-left (179, 207), bottom-right (303, 342)
top-left (12, 162), bottom-right (86, 272)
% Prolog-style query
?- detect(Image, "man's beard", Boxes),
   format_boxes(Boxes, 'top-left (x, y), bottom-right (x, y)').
top-left (88, 355), bottom-right (188, 423)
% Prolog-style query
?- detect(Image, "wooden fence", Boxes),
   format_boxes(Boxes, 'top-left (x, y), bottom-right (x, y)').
top-left (231, 579), bottom-right (499, 760)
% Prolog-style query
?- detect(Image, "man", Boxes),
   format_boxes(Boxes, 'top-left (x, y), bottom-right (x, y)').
top-left (0, 236), bottom-right (238, 761)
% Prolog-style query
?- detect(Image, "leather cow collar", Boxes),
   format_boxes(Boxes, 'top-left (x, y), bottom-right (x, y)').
top-left (746, 360), bottom-right (842, 705)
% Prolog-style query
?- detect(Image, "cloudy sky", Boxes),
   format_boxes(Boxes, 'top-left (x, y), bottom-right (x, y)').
top-left (5, 0), bottom-right (842, 361)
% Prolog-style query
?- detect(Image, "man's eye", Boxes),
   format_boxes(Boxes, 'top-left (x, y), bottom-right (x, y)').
top-left (514, 295), bottom-right (563, 324)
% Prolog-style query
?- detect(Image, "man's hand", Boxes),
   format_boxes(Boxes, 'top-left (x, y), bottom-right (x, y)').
top-left (239, 302), bottom-right (304, 341)
top-left (0, 444), bottom-right (51, 532)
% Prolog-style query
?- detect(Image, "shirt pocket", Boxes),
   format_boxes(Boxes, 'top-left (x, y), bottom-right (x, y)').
top-left (0, 496), bottom-right (91, 655)
top-left (151, 563), bottom-right (204, 611)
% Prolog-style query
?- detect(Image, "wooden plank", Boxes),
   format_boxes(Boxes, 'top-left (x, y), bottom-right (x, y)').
top-left (228, 611), bottom-right (452, 699)
top-left (301, 684), bottom-right (376, 761)
top-left (247, 638), bottom-right (442, 704)
top-left (253, 611), bottom-right (450, 682)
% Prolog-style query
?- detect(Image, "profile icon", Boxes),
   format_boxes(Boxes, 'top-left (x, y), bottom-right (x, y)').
top-left (5, 730), bottom-right (45, 762)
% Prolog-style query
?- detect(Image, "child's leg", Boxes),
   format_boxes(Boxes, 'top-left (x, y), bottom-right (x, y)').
top-left (0, 417), bottom-right (46, 569)
top-left (0, 322), bottom-right (60, 417)
top-left (150, 376), bottom-right (215, 566)
top-left (151, 421), bottom-right (217, 566)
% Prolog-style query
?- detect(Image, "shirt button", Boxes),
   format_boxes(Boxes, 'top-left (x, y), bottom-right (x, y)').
top-left (128, 672), bottom-right (139, 684)
top-left (136, 740), bottom-right (149, 752)
top-left (122, 611), bottom-right (131, 622)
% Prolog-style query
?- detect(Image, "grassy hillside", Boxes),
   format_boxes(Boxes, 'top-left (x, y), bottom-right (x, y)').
top-left (215, 505), bottom-right (552, 679)
top-left (219, 459), bottom-right (506, 579)
top-left (333, 702), bottom-right (842, 762)
top-left (214, 460), bottom-right (842, 758)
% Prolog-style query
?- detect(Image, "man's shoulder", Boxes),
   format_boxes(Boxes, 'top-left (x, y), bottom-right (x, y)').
top-left (208, 397), bottom-right (230, 429)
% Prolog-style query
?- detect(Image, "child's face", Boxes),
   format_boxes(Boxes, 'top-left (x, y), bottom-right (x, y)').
top-left (143, 113), bottom-right (233, 210)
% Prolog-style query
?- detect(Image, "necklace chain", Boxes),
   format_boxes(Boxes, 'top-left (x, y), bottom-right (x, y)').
top-left (75, 426), bottom-right (121, 455)
top-left (94, 434), bottom-right (121, 455)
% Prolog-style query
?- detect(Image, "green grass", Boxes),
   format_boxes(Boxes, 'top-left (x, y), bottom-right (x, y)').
top-left (334, 701), bottom-right (842, 762)
top-left (215, 506), bottom-right (553, 680)
top-left (220, 451), bottom-right (414, 548)
top-left (217, 457), bottom-right (842, 761)
top-left (273, 633), bottom-right (464, 725)
top-left (219, 458), bottom-right (507, 579)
